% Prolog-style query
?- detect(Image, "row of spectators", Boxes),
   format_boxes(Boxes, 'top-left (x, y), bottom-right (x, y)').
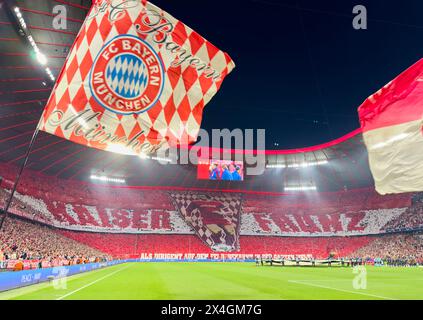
top-left (0, 215), bottom-right (111, 270)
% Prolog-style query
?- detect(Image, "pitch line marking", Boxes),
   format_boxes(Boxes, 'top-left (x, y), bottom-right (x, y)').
top-left (56, 264), bottom-right (131, 300)
top-left (288, 280), bottom-right (397, 300)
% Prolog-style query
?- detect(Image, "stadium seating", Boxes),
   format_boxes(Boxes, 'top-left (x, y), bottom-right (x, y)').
top-left (352, 232), bottom-right (423, 264)
top-left (238, 236), bottom-right (372, 258)
top-left (0, 215), bottom-right (110, 269)
top-left (57, 231), bottom-right (212, 258)
top-left (382, 204), bottom-right (423, 232)
top-left (1, 162), bottom-right (422, 264)
top-left (0, 164), bottom-right (418, 238)
top-left (57, 230), bottom-right (373, 259)
top-left (1, 213), bottom-right (421, 263)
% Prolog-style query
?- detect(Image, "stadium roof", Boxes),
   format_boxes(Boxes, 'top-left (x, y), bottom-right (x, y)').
top-left (0, 0), bottom-right (375, 193)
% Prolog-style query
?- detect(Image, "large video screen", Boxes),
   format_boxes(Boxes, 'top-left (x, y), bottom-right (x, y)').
top-left (197, 160), bottom-right (244, 181)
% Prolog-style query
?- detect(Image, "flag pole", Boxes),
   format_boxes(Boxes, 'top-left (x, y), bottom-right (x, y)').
top-left (0, 116), bottom-right (43, 231)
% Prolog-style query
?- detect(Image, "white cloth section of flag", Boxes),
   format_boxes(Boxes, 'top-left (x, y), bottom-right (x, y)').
top-left (358, 59), bottom-right (423, 195)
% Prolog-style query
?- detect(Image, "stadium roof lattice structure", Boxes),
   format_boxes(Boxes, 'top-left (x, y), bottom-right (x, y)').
top-left (0, 0), bottom-right (375, 193)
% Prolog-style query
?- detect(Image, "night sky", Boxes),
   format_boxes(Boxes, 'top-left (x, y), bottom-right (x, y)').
top-left (152, 0), bottom-right (423, 149)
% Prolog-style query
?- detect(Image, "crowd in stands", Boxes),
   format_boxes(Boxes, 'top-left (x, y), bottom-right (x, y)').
top-left (383, 204), bottom-right (423, 232)
top-left (58, 231), bottom-right (211, 258)
top-left (0, 162), bottom-right (173, 210)
top-left (412, 193), bottom-right (423, 204)
top-left (1, 161), bottom-right (423, 269)
top-left (239, 236), bottom-right (372, 258)
top-left (1, 212), bottom-right (423, 268)
top-left (58, 230), bottom-right (373, 259)
top-left (352, 232), bottom-right (423, 265)
top-left (0, 215), bottom-right (110, 270)
top-left (0, 177), bottom-right (420, 237)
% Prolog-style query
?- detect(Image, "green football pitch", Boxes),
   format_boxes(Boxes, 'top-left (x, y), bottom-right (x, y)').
top-left (1, 262), bottom-right (423, 300)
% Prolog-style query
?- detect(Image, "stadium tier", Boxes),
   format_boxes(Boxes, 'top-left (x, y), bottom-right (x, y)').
top-left (1, 161), bottom-right (423, 267)
top-left (58, 231), bottom-right (374, 259)
top-left (0, 215), bottom-right (110, 270)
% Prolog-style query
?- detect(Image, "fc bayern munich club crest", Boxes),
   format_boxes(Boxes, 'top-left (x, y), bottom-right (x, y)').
top-left (89, 35), bottom-right (165, 115)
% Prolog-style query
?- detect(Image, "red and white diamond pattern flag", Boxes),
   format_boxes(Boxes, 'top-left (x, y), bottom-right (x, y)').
top-left (40, 0), bottom-right (235, 155)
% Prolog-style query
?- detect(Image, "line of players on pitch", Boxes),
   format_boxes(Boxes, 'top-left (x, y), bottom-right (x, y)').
top-left (255, 256), bottom-right (366, 267)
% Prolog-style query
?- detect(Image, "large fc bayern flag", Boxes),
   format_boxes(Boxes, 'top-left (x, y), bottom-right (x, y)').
top-left (358, 59), bottom-right (423, 195)
top-left (169, 192), bottom-right (242, 252)
top-left (39, 0), bottom-right (235, 155)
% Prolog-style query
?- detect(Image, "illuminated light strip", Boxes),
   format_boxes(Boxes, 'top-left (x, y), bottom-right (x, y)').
top-left (151, 156), bottom-right (173, 163)
top-left (287, 160), bottom-right (328, 168)
top-left (285, 186), bottom-right (317, 191)
top-left (267, 160), bottom-right (328, 169)
top-left (13, 6), bottom-right (55, 81)
top-left (14, 6), bottom-right (27, 29)
top-left (266, 164), bottom-right (285, 168)
top-left (138, 153), bottom-right (173, 162)
top-left (90, 175), bottom-right (126, 184)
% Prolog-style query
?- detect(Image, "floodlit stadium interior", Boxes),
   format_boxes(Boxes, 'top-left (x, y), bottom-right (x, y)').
top-left (0, 0), bottom-right (423, 302)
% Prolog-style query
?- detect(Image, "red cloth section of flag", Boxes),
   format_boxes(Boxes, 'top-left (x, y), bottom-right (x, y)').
top-left (358, 59), bottom-right (423, 132)
top-left (40, 0), bottom-right (235, 156)
top-left (358, 59), bottom-right (423, 195)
